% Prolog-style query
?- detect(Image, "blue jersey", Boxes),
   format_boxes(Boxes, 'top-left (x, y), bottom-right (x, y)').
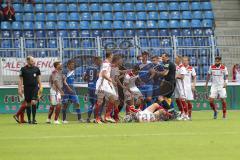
top-left (63, 70), bottom-right (76, 94)
top-left (138, 61), bottom-right (154, 84)
top-left (152, 63), bottom-right (164, 85)
top-left (85, 65), bottom-right (99, 89)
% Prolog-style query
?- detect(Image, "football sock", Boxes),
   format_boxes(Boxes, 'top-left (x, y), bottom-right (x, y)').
top-left (176, 99), bottom-right (183, 113)
top-left (54, 105), bottom-right (61, 121)
top-left (105, 102), bottom-right (114, 118)
top-left (87, 105), bottom-right (93, 119)
top-left (76, 108), bottom-right (81, 120)
top-left (94, 102), bottom-right (100, 119)
top-left (16, 103), bottom-right (26, 117)
top-left (181, 99), bottom-right (188, 115)
top-left (187, 101), bottom-right (193, 118)
top-left (48, 106), bottom-right (54, 119)
top-left (26, 106), bottom-right (31, 122)
top-left (32, 105), bottom-right (37, 121)
top-left (210, 101), bottom-right (217, 112)
top-left (62, 107), bottom-right (67, 121)
top-left (222, 101), bottom-right (227, 118)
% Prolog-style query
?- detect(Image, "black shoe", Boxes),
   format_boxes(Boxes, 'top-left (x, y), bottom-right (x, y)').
top-left (13, 115), bottom-right (20, 123)
top-left (28, 121), bottom-right (32, 124)
top-left (32, 120), bottom-right (38, 124)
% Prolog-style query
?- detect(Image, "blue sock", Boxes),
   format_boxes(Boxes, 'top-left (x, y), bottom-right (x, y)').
top-left (62, 108), bottom-right (67, 121)
top-left (76, 108), bottom-right (81, 120)
top-left (88, 105), bottom-right (93, 119)
top-left (170, 102), bottom-right (174, 109)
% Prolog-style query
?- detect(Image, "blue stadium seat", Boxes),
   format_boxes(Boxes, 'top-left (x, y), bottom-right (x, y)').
top-left (202, 2), bottom-right (212, 10)
top-left (47, 13), bottom-right (57, 21)
top-left (180, 2), bottom-right (189, 10)
top-left (171, 29), bottom-right (180, 36)
top-left (191, 2), bottom-right (201, 10)
top-left (135, 3), bottom-right (145, 11)
top-left (81, 30), bottom-right (90, 37)
top-left (193, 11), bottom-right (203, 19)
top-left (103, 30), bottom-right (112, 37)
top-left (102, 21), bottom-right (112, 29)
top-left (24, 22), bottom-right (34, 30)
top-left (139, 38), bottom-right (148, 47)
top-left (159, 12), bottom-right (169, 19)
top-left (102, 3), bottom-right (112, 12)
top-left (136, 21), bottom-right (146, 29)
top-left (182, 11), bottom-right (192, 19)
top-left (191, 20), bottom-right (202, 28)
top-left (92, 12), bottom-right (102, 21)
top-left (35, 4), bottom-right (44, 12)
top-left (57, 4), bottom-right (68, 12)
top-left (69, 13), bottom-right (80, 21)
top-left (193, 29), bottom-right (203, 36)
top-left (148, 29), bottom-right (158, 36)
top-left (204, 11), bottom-right (214, 19)
top-left (36, 13), bottom-right (45, 21)
top-left (126, 12), bottom-right (136, 20)
top-left (137, 12), bottom-right (147, 20)
top-left (70, 30), bottom-right (79, 37)
top-left (46, 21), bottom-right (56, 30)
top-left (115, 12), bottom-right (125, 20)
top-left (205, 28), bottom-right (213, 36)
top-left (114, 30), bottom-right (124, 37)
top-left (126, 30), bottom-right (135, 37)
top-left (202, 19), bottom-right (213, 28)
top-left (124, 21), bottom-right (134, 29)
top-left (24, 4), bottom-right (33, 12)
top-left (82, 40), bottom-right (92, 48)
top-left (69, 4), bottom-right (78, 12)
top-left (15, 13), bottom-right (23, 21)
top-left (148, 12), bottom-right (158, 20)
top-left (45, 0), bottom-right (55, 3)
top-left (92, 30), bottom-right (102, 37)
top-left (182, 29), bottom-right (192, 36)
top-left (47, 30), bottom-right (57, 37)
top-left (113, 3), bottom-right (123, 11)
top-left (1, 30), bottom-right (11, 38)
top-left (180, 20), bottom-right (190, 28)
top-left (183, 38), bottom-right (193, 46)
top-left (56, 0), bottom-right (65, 3)
top-left (150, 38), bottom-right (160, 47)
top-left (113, 21), bottom-right (123, 29)
top-left (57, 13), bottom-right (68, 21)
top-left (36, 30), bottom-right (45, 38)
top-left (1, 40), bottom-right (12, 48)
top-left (169, 20), bottom-right (179, 28)
top-left (13, 3), bottom-right (22, 12)
top-left (68, 21), bottom-right (79, 30)
top-left (147, 21), bottom-right (157, 29)
top-left (80, 21), bottom-right (90, 29)
top-left (57, 21), bottom-right (67, 30)
top-left (46, 4), bottom-right (56, 12)
top-left (158, 2), bottom-right (168, 11)
top-left (170, 11), bottom-right (180, 19)
top-left (12, 22), bottom-right (22, 30)
top-left (146, 3), bottom-right (157, 11)
top-left (90, 3), bottom-right (101, 12)
top-left (169, 2), bottom-right (179, 10)
top-left (69, 39), bottom-right (79, 48)
top-left (158, 20), bottom-right (168, 28)
top-left (159, 29), bottom-right (169, 36)
top-left (103, 12), bottom-right (113, 20)
top-left (190, 56), bottom-right (197, 65)
top-left (35, 21), bottom-right (44, 30)
top-left (68, 0), bottom-right (78, 2)
top-left (49, 39), bottom-right (57, 48)
top-left (36, 39), bottom-right (46, 49)
top-left (124, 3), bottom-right (134, 11)
top-left (81, 12), bottom-right (91, 20)
top-left (58, 30), bottom-right (68, 37)
top-left (91, 21), bottom-right (101, 29)
top-left (137, 30), bottom-right (147, 36)
top-left (79, 4), bottom-right (89, 12)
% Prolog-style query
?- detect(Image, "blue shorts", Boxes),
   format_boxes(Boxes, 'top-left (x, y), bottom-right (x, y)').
top-left (88, 83), bottom-right (96, 104)
top-left (139, 85), bottom-right (153, 98)
top-left (62, 94), bottom-right (79, 104)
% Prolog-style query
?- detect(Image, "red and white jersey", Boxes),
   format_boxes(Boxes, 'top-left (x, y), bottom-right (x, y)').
top-left (99, 60), bottom-right (111, 79)
top-left (111, 65), bottom-right (120, 79)
top-left (124, 71), bottom-right (139, 88)
top-left (236, 67), bottom-right (240, 82)
top-left (183, 65), bottom-right (196, 86)
top-left (208, 64), bottom-right (228, 86)
top-left (176, 63), bottom-right (187, 87)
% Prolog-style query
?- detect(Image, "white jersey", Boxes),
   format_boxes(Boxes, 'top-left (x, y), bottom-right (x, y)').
top-left (124, 71), bottom-right (139, 88)
top-left (111, 66), bottom-right (120, 80)
top-left (236, 67), bottom-right (240, 83)
top-left (124, 71), bottom-right (142, 100)
top-left (174, 64), bottom-right (187, 98)
top-left (136, 109), bottom-right (156, 122)
top-left (183, 65), bottom-right (196, 100)
top-left (208, 64), bottom-right (228, 87)
top-left (99, 60), bottom-right (111, 78)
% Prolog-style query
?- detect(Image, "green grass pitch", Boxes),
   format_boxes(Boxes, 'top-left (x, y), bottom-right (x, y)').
top-left (0, 111), bottom-right (240, 160)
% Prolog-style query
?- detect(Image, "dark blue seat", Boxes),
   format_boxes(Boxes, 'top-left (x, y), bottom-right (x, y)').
top-left (47, 30), bottom-right (57, 37)
top-left (159, 12), bottom-right (169, 19)
top-left (170, 11), bottom-right (180, 19)
top-left (57, 21), bottom-right (67, 30)
top-left (35, 4), bottom-right (44, 12)
top-left (58, 30), bottom-right (68, 37)
top-left (1, 31), bottom-right (11, 38)
top-left (150, 38), bottom-right (160, 47)
top-left (15, 13), bottom-right (23, 21)
top-left (69, 13), bottom-right (80, 21)
top-left (124, 21), bottom-right (134, 29)
top-left (180, 2), bottom-right (189, 10)
top-left (169, 2), bottom-right (179, 10)
top-left (69, 30), bottom-right (79, 37)
top-left (158, 2), bottom-right (168, 11)
top-left (81, 12), bottom-right (91, 21)
top-left (24, 4), bottom-right (34, 12)
top-left (23, 13), bottom-right (34, 21)
top-left (158, 20), bottom-right (169, 28)
top-left (46, 21), bottom-right (56, 30)
top-left (137, 30), bottom-right (147, 36)
top-left (92, 30), bottom-right (102, 37)
top-left (126, 30), bottom-right (135, 37)
top-left (69, 4), bottom-right (78, 12)
top-left (102, 21), bottom-right (112, 29)
top-left (79, 4), bottom-right (89, 12)
top-left (115, 12), bottom-right (125, 20)
top-left (202, 19), bottom-right (213, 28)
top-left (204, 11), bottom-right (214, 19)
top-left (12, 22), bottom-right (22, 30)
top-left (148, 12), bottom-right (158, 20)
top-left (102, 3), bottom-right (112, 12)
top-left (103, 12), bottom-right (113, 20)
top-left (46, 4), bottom-right (56, 12)
top-left (147, 21), bottom-right (157, 29)
top-left (113, 21), bottom-right (124, 29)
top-left (91, 21), bottom-right (101, 29)
top-left (135, 3), bottom-right (145, 11)
top-left (47, 13), bottom-right (57, 21)
top-left (24, 21), bottom-right (34, 30)
top-left (148, 29), bottom-right (158, 36)
top-left (182, 11), bottom-right (192, 19)
top-left (180, 20), bottom-right (190, 28)
top-left (137, 12), bottom-right (147, 20)
top-left (68, 21), bottom-right (79, 30)
top-left (103, 30), bottom-right (113, 37)
top-left (126, 12), bottom-right (136, 20)
top-left (113, 3), bottom-right (123, 11)
top-left (113, 30), bottom-right (124, 37)
top-left (124, 3), bottom-right (134, 11)
top-left (13, 4), bottom-right (22, 12)
top-left (202, 2), bottom-right (212, 10)
top-left (136, 21), bottom-right (146, 29)
top-left (80, 21), bottom-right (90, 29)
top-left (36, 30), bottom-right (45, 37)
top-left (191, 20), bottom-right (202, 28)
top-left (90, 3), bottom-right (101, 12)
top-left (1, 40), bottom-right (12, 48)
top-left (191, 2), bottom-right (201, 10)
top-left (49, 39), bottom-right (58, 48)
top-left (146, 3), bottom-right (157, 11)
top-left (193, 11), bottom-right (203, 19)
top-left (57, 4), bottom-right (68, 12)
top-left (36, 39), bottom-right (46, 48)
top-left (35, 21), bottom-right (44, 30)
top-left (171, 29), bottom-right (180, 36)
top-left (205, 28), bottom-right (213, 36)
top-left (58, 13), bottom-right (68, 21)
top-left (169, 20), bottom-right (179, 28)
top-left (193, 29), bottom-right (203, 36)
top-left (182, 29), bottom-right (192, 36)
top-left (159, 29), bottom-right (169, 36)
top-left (36, 13), bottom-right (45, 21)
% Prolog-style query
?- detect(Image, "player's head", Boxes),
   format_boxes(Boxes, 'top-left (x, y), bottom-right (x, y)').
top-left (158, 56), bottom-right (163, 63)
top-left (132, 65), bottom-right (140, 75)
top-left (151, 55), bottom-right (159, 65)
top-left (67, 60), bottom-right (75, 71)
top-left (161, 53), bottom-right (170, 62)
top-left (142, 51), bottom-right (149, 62)
top-left (183, 56), bottom-right (190, 66)
top-left (137, 55), bottom-right (143, 62)
top-left (105, 50), bottom-right (113, 62)
top-left (26, 56), bottom-right (35, 67)
top-left (112, 54), bottom-right (122, 65)
top-left (93, 56), bottom-right (102, 66)
top-left (175, 55), bottom-right (182, 65)
top-left (53, 61), bottom-right (62, 71)
top-left (215, 56), bottom-right (222, 67)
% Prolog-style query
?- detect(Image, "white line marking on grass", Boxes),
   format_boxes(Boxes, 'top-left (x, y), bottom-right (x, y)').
top-left (0, 132), bottom-right (239, 140)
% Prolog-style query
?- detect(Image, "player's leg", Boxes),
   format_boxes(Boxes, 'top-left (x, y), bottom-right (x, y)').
top-left (87, 89), bottom-right (95, 122)
top-left (71, 95), bottom-right (82, 122)
top-left (113, 100), bottom-right (120, 122)
top-left (30, 86), bottom-right (39, 124)
top-left (104, 96), bottom-right (116, 123)
top-left (219, 88), bottom-right (227, 119)
top-left (13, 101), bottom-right (27, 123)
top-left (187, 100), bottom-right (193, 119)
top-left (209, 87), bottom-right (218, 119)
top-left (53, 93), bottom-right (62, 124)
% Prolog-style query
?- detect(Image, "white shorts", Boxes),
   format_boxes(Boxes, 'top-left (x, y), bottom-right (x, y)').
top-left (95, 78), bottom-right (118, 100)
top-left (210, 86), bottom-right (227, 99)
top-left (184, 87), bottom-right (194, 100)
top-left (50, 88), bottom-right (61, 105)
top-left (124, 86), bottom-right (143, 101)
top-left (174, 87), bottom-right (186, 99)
top-left (137, 109), bottom-right (156, 122)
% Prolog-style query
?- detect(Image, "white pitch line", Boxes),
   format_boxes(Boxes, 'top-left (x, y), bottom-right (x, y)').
top-left (0, 132), bottom-right (239, 140)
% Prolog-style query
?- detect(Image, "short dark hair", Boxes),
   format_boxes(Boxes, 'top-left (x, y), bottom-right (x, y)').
top-left (53, 61), bottom-right (61, 68)
top-left (133, 65), bottom-right (140, 71)
top-left (67, 60), bottom-right (75, 66)
top-left (162, 53), bottom-right (169, 57)
top-left (105, 50), bottom-right (112, 58)
top-left (137, 55), bottom-right (142, 60)
top-left (215, 56), bottom-right (222, 61)
top-left (112, 54), bottom-right (122, 63)
top-left (142, 51), bottom-right (149, 56)
top-left (151, 55), bottom-right (158, 59)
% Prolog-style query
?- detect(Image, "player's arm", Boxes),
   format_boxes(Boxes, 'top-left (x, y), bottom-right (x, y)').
top-left (83, 72), bottom-right (89, 82)
top-left (115, 75), bottom-right (125, 89)
top-left (205, 66), bottom-right (212, 89)
top-left (18, 76), bottom-right (23, 97)
top-left (192, 75), bottom-right (197, 91)
top-left (102, 70), bottom-right (112, 83)
top-left (223, 67), bottom-right (229, 88)
top-left (63, 76), bottom-right (73, 93)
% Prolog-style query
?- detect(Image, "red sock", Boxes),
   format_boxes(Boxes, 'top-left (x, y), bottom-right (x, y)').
top-left (48, 106), bottom-right (55, 119)
top-left (187, 101), bottom-right (193, 118)
top-left (222, 101), bottom-right (227, 118)
top-left (105, 102), bottom-right (114, 118)
top-left (210, 101), bottom-right (217, 112)
top-left (176, 99), bottom-right (183, 113)
top-left (54, 105), bottom-right (61, 121)
top-left (94, 102), bottom-right (100, 119)
top-left (181, 99), bottom-right (188, 115)
top-left (16, 102), bottom-right (26, 117)
top-left (113, 107), bottom-right (119, 121)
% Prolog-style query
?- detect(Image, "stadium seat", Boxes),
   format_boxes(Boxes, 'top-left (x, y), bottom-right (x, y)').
top-left (169, 2), bottom-right (179, 11)
top-left (191, 20), bottom-right (202, 28)
top-left (12, 22), bottom-right (22, 30)
top-left (1, 40), bottom-right (12, 48)
top-left (90, 3), bottom-right (101, 12)
top-left (69, 30), bottom-right (79, 37)
top-left (205, 28), bottom-right (213, 36)
top-left (135, 3), bottom-right (145, 11)
top-left (47, 13), bottom-right (57, 21)
top-left (182, 11), bottom-right (192, 19)
top-left (92, 12), bottom-right (102, 21)
top-left (113, 3), bottom-right (123, 11)
top-left (56, 0), bottom-right (65, 3)
top-left (1, 30), bottom-right (11, 38)
top-left (180, 2), bottom-right (189, 10)
top-left (137, 12), bottom-right (147, 20)
top-left (204, 11), bottom-right (214, 19)
top-left (23, 21), bottom-right (34, 30)
top-left (36, 13), bottom-right (45, 21)
top-left (193, 11), bottom-right (203, 19)
top-left (159, 12), bottom-right (169, 19)
top-left (35, 4), bottom-right (44, 12)
top-left (170, 11), bottom-right (180, 19)
top-left (180, 20), bottom-right (190, 28)
top-left (191, 2), bottom-right (201, 10)
top-left (146, 3), bottom-right (157, 11)
top-left (79, 4), bottom-right (89, 12)
top-left (45, 0), bottom-right (55, 3)
top-left (103, 12), bottom-right (113, 21)
top-left (57, 4), bottom-right (68, 12)
top-left (15, 13), bottom-right (23, 21)
top-left (126, 12), bottom-right (136, 21)
top-left (148, 29), bottom-right (158, 36)
top-left (92, 30), bottom-right (102, 37)
top-left (158, 20), bottom-right (168, 29)
top-left (148, 12), bottom-right (158, 20)
top-left (124, 3), bottom-right (134, 11)
top-left (136, 21), bottom-right (146, 29)
top-left (68, 21), bottom-right (79, 30)
top-left (182, 29), bottom-right (192, 36)
top-left (58, 30), bottom-right (68, 37)
top-left (57, 21), bottom-right (67, 30)
top-left (102, 21), bottom-right (112, 29)
top-left (13, 4), bottom-right (22, 12)
top-left (103, 30), bottom-right (113, 37)
top-left (36, 30), bottom-right (45, 37)
top-left (102, 3), bottom-right (112, 12)
top-left (193, 29), bottom-right (203, 36)
top-left (80, 21), bottom-right (90, 29)
top-left (137, 30), bottom-right (147, 36)
top-left (171, 29), bottom-right (180, 36)
top-left (169, 20), bottom-right (179, 28)
top-left (46, 21), bottom-right (56, 30)
top-left (124, 21), bottom-right (134, 29)
top-left (159, 29), bottom-right (169, 36)
top-left (202, 2), bottom-right (212, 10)
top-left (81, 13), bottom-right (91, 21)
top-left (202, 19), bottom-right (213, 28)
top-left (91, 21), bottom-right (101, 29)
top-left (147, 21), bottom-right (157, 29)
top-left (69, 4), bottom-right (78, 12)
top-left (115, 12), bottom-right (125, 20)
top-left (47, 30), bottom-right (57, 37)
top-left (24, 4), bottom-right (33, 12)
top-left (46, 4), bottom-right (56, 12)
top-left (49, 39), bottom-right (58, 48)
top-left (158, 2), bottom-right (168, 11)
top-left (35, 21), bottom-right (44, 30)
top-left (57, 13), bottom-right (68, 21)
top-left (150, 38), bottom-right (160, 47)
top-left (69, 13), bottom-right (80, 21)
top-left (126, 30), bottom-right (135, 37)
top-left (113, 30), bottom-right (124, 37)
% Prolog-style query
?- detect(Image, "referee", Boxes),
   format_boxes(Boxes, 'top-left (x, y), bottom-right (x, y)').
top-left (18, 56), bottom-right (42, 124)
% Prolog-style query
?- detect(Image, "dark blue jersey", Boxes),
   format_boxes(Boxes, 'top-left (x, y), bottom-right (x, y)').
top-left (138, 61), bottom-right (154, 84)
top-left (85, 65), bottom-right (99, 88)
top-left (152, 63), bottom-right (164, 85)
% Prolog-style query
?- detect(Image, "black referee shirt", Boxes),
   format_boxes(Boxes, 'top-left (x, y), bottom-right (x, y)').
top-left (163, 60), bottom-right (176, 83)
top-left (19, 65), bottom-right (41, 87)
